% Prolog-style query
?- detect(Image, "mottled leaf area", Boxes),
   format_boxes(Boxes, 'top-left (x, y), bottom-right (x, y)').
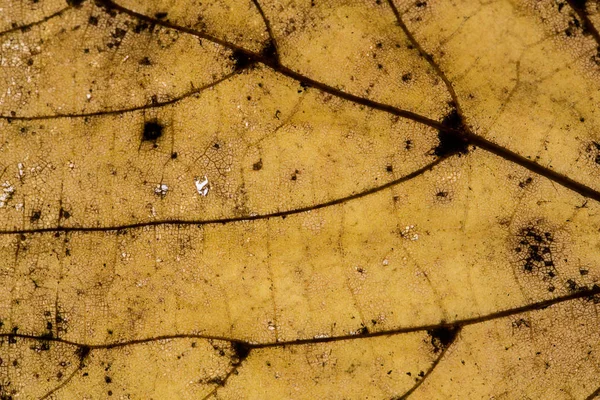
top-left (1, 0), bottom-right (600, 399)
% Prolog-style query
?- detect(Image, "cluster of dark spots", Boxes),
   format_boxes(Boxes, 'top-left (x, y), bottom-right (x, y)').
top-left (297, 81), bottom-right (310, 93)
top-left (104, 375), bottom-right (112, 384)
top-left (586, 141), bottom-right (600, 165)
top-left (231, 342), bottom-right (251, 366)
top-left (133, 22), bottom-right (150, 34)
top-left (512, 318), bottom-right (531, 329)
top-left (405, 139), bottom-right (413, 150)
top-left (427, 325), bottom-right (460, 353)
top-left (433, 108), bottom-right (469, 157)
top-left (252, 159), bottom-right (263, 171)
top-left (229, 50), bottom-right (254, 71)
top-left (401, 73), bottom-right (412, 82)
top-left (515, 226), bottom-right (556, 277)
top-left (356, 324), bottom-right (369, 335)
top-left (519, 177), bottom-right (533, 188)
top-left (142, 120), bottom-right (163, 141)
top-left (416, 1), bottom-right (427, 7)
top-left (565, 278), bottom-right (586, 292)
top-left (436, 191), bottom-right (448, 198)
top-left (291, 169), bottom-right (299, 181)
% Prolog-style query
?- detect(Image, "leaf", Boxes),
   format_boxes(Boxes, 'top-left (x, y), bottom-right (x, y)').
top-left (1, 0), bottom-right (600, 398)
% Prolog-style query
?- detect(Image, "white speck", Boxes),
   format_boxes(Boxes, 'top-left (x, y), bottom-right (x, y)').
top-left (382, 258), bottom-right (389, 266)
top-left (15, 203), bottom-right (23, 211)
top-left (0, 181), bottom-right (14, 208)
top-left (154, 183), bottom-right (168, 196)
top-left (194, 176), bottom-right (209, 197)
top-left (267, 322), bottom-right (276, 331)
top-left (86, 93), bottom-right (92, 100)
top-left (17, 163), bottom-right (24, 178)
top-left (313, 334), bottom-right (330, 339)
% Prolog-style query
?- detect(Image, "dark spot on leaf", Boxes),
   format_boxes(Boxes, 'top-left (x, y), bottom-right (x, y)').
top-left (402, 73), bottom-right (412, 82)
top-left (142, 121), bottom-right (163, 141)
top-left (154, 12), bottom-right (168, 19)
top-left (428, 325), bottom-right (460, 353)
top-left (30, 210), bottom-right (41, 222)
top-left (171, 152), bottom-right (178, 159)
top-left (416, 1), bottom-right (427, 7)
top-left (433, 109), bottom-right (469, 157)
top-left (139, 57), bottom-right (152, 66)
top-left (229, 50), bottom-right (253, 71)
top-left (436, 191), bottom-right (448, 198)
top-left (105, 376), bottom-right (112, 384)
top-left (262, 40), bottom-right (277, 62)
top-left (386, 165), bottom-right (393, 172)
top-left (252, 159), bottom-right (263, 171)
top-left (75, 346), bottom-right (91, 363)
top-left (231, 342), bottom-right (251, 365)
top-left (88, 16), bottom-right (98, 26)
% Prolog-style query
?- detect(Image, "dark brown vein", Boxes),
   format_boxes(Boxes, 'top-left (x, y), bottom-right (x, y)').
top-left (2, 284), bottom-right (598, 351)
top-left (38, 362), bottom-right (83, 400)
top-left (0, 7), bottom-right (70, 37)
top-left (393, 343), bottom-right (453, 400)
top-left (385, 0), bottom-right (460, 111)
top-left (1, 71), bottom-right (238, 121)
top-left (565, 0), bottom-right (600, 46)
top-left (0, 157), bottom-right (446, 235)
top-left (250, 0), bottom-right (279, 62)
top-left (585, 385), bottom-right (600, 400)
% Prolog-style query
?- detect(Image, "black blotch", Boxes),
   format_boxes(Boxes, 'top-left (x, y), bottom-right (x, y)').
top-left (427, 325), bottom-right (459, 353)
top-left (386, 165), bottom-right (393, 172)
top-left (401, 73), bottom-right (412, 82)
top-left (105, 376), bottom-right (112, 384)
top-left (154, 12), bottom-right (168, 19)
top-left (405, 139), bottom-right (412, 150)
top-left (142, 121), bottom-right (163, 141)
top-left (416, 1), bottom-right (427, 7)
top-left (357, 325), bottom-right (369, 335)
top-left (139, 56), bottom-right (152, 66)
top-left (433, 109), bottom-right (469, 157)
top-left (252, 159), bottom-right (263, 171)
top-left (298, 81), bottom-right (310, 93)
top-left (66, 0), bottom-right (84, 6)
top-left (262, 40), bottom-right (278, 62)
top-left (88, 16), bottom-right (98, 26)
top-left (59, 208), bottom-right (71, 219)
top-left (171, 152), bottom-right (178, 159)
top-left (30, 210), bottom-right (41, 222)
top-left (231, 342), bottom-right (251, 365)
top-left (229, 49), bottom-right (253, 71)
top-left (580, 268), bottom-right (589, 275)
top-left (75, 346), bottom-right (91, 364)
top-left (436, 191), bottom-right (448, 198)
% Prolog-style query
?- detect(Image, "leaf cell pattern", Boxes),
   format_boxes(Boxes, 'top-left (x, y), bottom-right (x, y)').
top-left (1, 0), bottom-right (600, 399)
